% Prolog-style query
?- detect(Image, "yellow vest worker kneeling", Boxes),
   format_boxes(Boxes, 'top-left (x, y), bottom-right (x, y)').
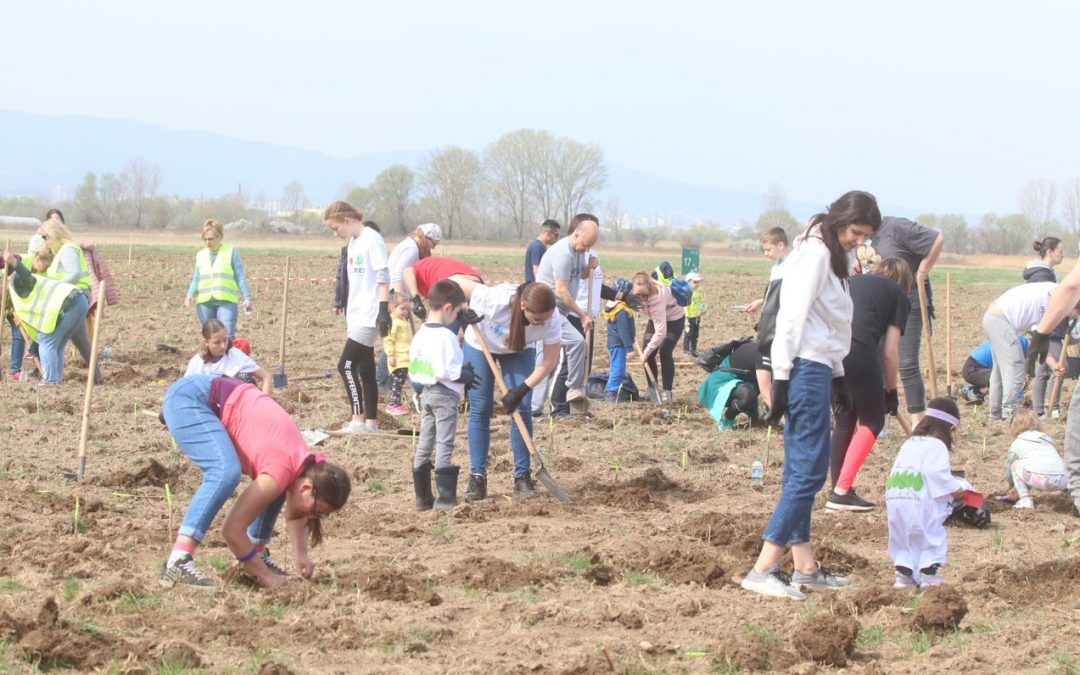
top-left (3, 251), bottom-right (103, 384)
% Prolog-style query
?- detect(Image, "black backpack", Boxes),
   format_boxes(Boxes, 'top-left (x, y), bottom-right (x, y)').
top-left (587, 373), bottom-right (640, 401)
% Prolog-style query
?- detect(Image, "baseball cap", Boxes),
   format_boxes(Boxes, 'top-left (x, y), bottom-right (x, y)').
top-left (686, 272), bottom-right (702, 281)
top-left (418, 223), bottom-right (443, 241)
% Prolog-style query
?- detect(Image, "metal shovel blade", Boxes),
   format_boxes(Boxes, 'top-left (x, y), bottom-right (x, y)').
top-left (536, 465), bottom-right (571, 503)
top-left (645, 385), bottom-right (662, 404)
top-left (273, 366), bottom-right (288, 389)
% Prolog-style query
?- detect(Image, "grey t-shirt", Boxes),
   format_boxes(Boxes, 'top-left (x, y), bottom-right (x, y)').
top-left (869, 216), bottom-right (940, 306)
top-left (536, 236), bottom-right (585, 315)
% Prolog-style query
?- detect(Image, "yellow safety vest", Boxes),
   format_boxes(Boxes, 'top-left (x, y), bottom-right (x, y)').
top-left (195, 244), bottom-right (240, 304)
top-left (8, 274), bottom-right (77, 337)
top-left (46, 243), bottom-right (91, 293)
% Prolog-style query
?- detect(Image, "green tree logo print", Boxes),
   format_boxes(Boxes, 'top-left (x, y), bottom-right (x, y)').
top-left (885, 471), bottom-right (925, 491)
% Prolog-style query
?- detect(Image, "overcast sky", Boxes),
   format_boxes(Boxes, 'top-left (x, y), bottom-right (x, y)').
top-left (4, 0), bottom-right (1079, 214)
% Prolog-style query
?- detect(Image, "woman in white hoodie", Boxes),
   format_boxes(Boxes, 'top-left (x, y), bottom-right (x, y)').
top-left (741, 190), bottom-right (881, 600)
top-left (1004, 408), bottom-right (1068, 509)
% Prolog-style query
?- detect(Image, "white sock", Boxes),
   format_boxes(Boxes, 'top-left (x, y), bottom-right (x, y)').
top-left (168, 549), bottom-right (191, 566)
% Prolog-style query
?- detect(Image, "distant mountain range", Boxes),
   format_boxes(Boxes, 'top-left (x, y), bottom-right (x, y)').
top-left (0, 109), bottom-right (820, 226)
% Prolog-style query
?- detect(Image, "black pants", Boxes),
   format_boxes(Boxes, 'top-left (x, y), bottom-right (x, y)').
top-left (388, 367), bottom-right (408, 406)
top-left (551, 315), bottom-right (585, 415)
top-left (684, 317), bottom-right (700, 354)
top-left (644, 317), bottom-right (685, 391)
top-left (338, 339), bottom-right (378, 420)
top-left (962, 356), bottom-right (990, 390)
top-left (829, 346), bottom-right (885, 487)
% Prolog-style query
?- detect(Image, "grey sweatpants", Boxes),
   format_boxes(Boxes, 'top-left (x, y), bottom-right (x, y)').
top-left (899, 301), bottom-right (927, 414)
top-left (983, 310), bottom-right (1026, 419)
top-left (530, 341), bottom-right (550, 415)
top-left (1032, 337), bottom-right (1063, 414)
top-left (413, 383), bottom-right (459, 470)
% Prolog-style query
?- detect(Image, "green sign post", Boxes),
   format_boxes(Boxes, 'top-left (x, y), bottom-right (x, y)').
top-left (681, 247), bottom-right (700, 275)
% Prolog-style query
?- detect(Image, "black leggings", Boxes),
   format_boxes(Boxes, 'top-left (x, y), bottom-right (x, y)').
top-left (644, 317), bottom-right (685, 390)
top-left (684, 317), bottom-right (700, 354)
top-left (829, 346), bottom-right (885, 486)
top-left (339, 339), bottom-right (378, 420)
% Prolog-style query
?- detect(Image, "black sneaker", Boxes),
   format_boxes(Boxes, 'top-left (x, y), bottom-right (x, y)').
top-left (260, 549), bottom-right (290, 576)
top-left (513, 474), bottom-right (537, 500)
top-left (465, 473), bottom-right (487, 501)
top-left (160, 555), bottom-right (217, 590)
top-left (825, 488), bottom-right (874, 512)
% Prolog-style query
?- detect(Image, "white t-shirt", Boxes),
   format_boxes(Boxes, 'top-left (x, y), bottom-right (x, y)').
top-left (388, 237), bottom-right (420, 293)
top-left (1007, 431), bottom-right (1067, 476)
top-left (408, 323), bottom-right (464, 395)
top-left (464, 283), bottom-right (562, 355)
top-left (994, 281), bottom-right (1056, 333)
top-left (345, 228), bottom-right (390, 330)
top-left (185, 348), bottom-right (260, 378)
top-left (571, 252), bottom-right (603, 319)
top-left (886, 436), bottom-right (966, 571)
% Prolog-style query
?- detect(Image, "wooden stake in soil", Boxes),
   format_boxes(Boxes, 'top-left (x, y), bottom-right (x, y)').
top-left (127, 231), bottom-right (133, 264)
top-left (946, 272), bottom-right (953, 397)
top-left (76, 282), bottom-right (108, 480)
top-left (273, 257), bottom-right (290, 388)
top-left (917, 273), bottom-right (938, 398)
top-left (0, 239), bottom-right (9, 370)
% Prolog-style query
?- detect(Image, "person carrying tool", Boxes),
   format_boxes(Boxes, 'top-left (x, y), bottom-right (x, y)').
top-left (461, 282), bottom-right (562, 500)
top-left (407, 280), bottom-right (477, 511)
top-left (631, 270), bottom-right (686, 405)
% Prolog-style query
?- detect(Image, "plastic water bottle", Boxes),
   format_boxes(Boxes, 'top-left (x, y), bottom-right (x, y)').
top-left (751, 458), bottom-right (764, 489)
top-left (102, 346), bottom-right (112, 361)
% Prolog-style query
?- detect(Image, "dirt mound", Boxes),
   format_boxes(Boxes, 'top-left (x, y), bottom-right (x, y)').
top-left (970, 557), bottom-right (1080, 605)
top-left (831, 586), bottom-right (906, 616)
top-left (792, 613), bottom-right (860, 666)
top-left (80, 578), bottom-right (149, 606)
top-left (155, 366), bottom-right (183, 380)
top-left (913, 586), bottom-right (968, 633)
top-left (681, 512), bottom-right (766, 563)
top-left (715, 630), bottom-right (796, 672)
top-left (8, 597), bottom-right (142, 670)
top-left (625, 467), bottom-right (680, 491)
top-left (626, 543), bottom-right (727, 587)
top-left (153, 640), bottom-right (202, 669)
top-left (591, 486), bottom-right (667, 511)
top-left (443, 555), bottom-right (546, 591)
top-left (815, 541), bottom-right (871, 574)
top-left (110, 364), bottom-right (142, 384)
top-left (103, 458), bottom-right (179, 488)
top-left (584, 564), bottom-right (615, 586)
top-left (342, 568), bottom-right (438, 604)
top-left (258, 663), bottom-right (296, 675)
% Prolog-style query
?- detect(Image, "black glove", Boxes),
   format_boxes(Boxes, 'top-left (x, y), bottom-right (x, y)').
top-left (459, 308), bottom-right (483, 325)
top-left (500, 382), bottom-right (532, 415)
top-left (456, 362), bottom-right (477, 393)
top-left (411, 294), bottom-right (428, 320)
top-left (1026, 328), bottom-right (1051, 377)
top-left (947, 503), bottom-right (992, 529)
top-left (765, 379), bottom-right (789, 425)
top-left (831, 377), bottom-right (851, 417)
top-left (621, 292), bottom-right (643, 312)
top-left (885, 389), bottom-right (899, 416)
top-left (376, 301), bottom-right (392, 337)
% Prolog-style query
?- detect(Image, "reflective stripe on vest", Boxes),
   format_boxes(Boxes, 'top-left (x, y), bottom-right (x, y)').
top-left (8, 274), bottom-right (76, 334)
top-left (46, 243), bottom-right (91, 293)
top-left (195, 244), bottom-right (240, 303)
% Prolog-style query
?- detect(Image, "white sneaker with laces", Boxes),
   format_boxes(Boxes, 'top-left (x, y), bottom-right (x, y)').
top-left (741, 566), bottom-right (806, 600)
top-left (1013, 496), bottom-right (1034, 509)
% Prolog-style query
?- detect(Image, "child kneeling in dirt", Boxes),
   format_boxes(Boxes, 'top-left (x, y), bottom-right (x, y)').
top-left (185, 318), bottom-right (272, 393)
top-left (408, 280), bottom-right (476, 511)
top-left (1002, 408), bottom-right (1068, 509)
top-left (161, 374), bottom-right (351, 589)
top-left (887, 398), bottom-right (977, 589)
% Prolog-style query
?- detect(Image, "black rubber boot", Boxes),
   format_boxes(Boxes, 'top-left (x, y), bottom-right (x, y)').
top-left (434, 466), bottom-right (460, 512)
top-left (513, 473), bottom-right (537, 500)
top-left (412, 462), bottom-right (434, 511)
top-left (465, 473), bottom-right (487, 501)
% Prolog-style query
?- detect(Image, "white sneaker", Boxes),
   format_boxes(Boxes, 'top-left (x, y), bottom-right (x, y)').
top-left (1052, 410), bottom-right (1062, 420)
top-left (740, 566), bottom-right (806, 600)
top-left (1013, 496), bottom-right (1034, 509)
top-left (566, 388), bottom-right (586, 402)
top-left (339, 421), bottom-right (378, 434)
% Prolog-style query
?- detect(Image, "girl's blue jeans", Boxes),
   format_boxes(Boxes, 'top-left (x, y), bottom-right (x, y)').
top-left (463, 344), bottom-right (534, 478)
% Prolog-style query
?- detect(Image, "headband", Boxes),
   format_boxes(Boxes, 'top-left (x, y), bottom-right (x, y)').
top-left (925, 408), bottom-right (960, 428)
top-left (314, 454), bottom-right (326, 464)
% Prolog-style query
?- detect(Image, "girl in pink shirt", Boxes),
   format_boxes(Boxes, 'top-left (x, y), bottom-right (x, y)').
top-left (632, 272), bottom-right (686, 404)
top-left (160, 374), bottom-right (351, 589)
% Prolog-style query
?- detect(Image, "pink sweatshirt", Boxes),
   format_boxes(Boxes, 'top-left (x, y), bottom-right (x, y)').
top-left (643, 282), bottom-right (685, 355)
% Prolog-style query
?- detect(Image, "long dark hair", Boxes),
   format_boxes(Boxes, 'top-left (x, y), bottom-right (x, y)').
top-left (1034, 237), bottom-right (1061, 259)
top-left (508, 283), bottom-right (556, 352)
top-left (911, 397), bottom-right (960, 453)
top-left (806, 190), bottom-right (882, 280)
top-left (299, 456), bottom-right (351, 547)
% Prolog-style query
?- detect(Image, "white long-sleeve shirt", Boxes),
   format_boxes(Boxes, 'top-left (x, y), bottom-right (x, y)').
top-left (1006, 431), bottom-right (1067, 476)
top-left (770, 228), bottom-right (853, 380)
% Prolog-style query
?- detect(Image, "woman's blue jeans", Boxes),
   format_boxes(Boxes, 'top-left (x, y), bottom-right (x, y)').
top-left (464, 344), bottom-right (534, 478)
top-left (763, 358), bottom-right (833, 547)
top-left (8, 316), bottom-right (25, 374)
top-left (163, 374), bottom-right (283, 545)
top-left (196, 300), bottom-right (239, 339)
top-left (39, 292), bottom-right (89, 384)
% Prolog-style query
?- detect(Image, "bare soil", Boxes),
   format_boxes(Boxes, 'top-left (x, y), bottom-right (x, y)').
top-left (1, 248), bottom-right (1079, 673)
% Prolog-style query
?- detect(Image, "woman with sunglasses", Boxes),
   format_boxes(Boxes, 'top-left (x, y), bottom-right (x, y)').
top-left (184, 218), bottom-right (253, 339)
top-left (160, 374), bottom-right (351, 589)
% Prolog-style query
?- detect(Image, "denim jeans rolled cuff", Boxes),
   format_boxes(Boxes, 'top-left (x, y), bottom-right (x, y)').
top-left (762, 358), bottom-right (833, 547)
top-left (464, 343), bottom-right (534, 477)
top-left (246, 493), bottom-right (286, 544)
top-left (163, 374), bottom-right (243, 543)
top-left (196, 299), bottom-right (239, 339)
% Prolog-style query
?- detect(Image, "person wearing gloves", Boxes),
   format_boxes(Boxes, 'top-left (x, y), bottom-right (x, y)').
top-left (741, 190), bottom-right (880, 600)
top-left (325, 201), bottom-right (392, 434)
top-left (631, 271), bottom-right (686, 404)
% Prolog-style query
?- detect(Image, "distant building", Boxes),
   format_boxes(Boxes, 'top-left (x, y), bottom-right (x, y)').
top-left (0, 216), bottom-right (41, 228)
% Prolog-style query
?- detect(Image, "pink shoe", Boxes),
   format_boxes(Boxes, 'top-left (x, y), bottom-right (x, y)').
top-left (893, 572), bottom-right (918, 589)
top-left (920, 574), bottom-right (947, 587)
top-left (385, 404), bottom-right (408, 416)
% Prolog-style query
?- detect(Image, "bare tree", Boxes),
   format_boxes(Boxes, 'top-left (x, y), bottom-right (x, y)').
top-left (73, 172), bottom-right (103, 225)
top-left (99, 172), bottom-right (128, 226)
top-left (1062, 178), bottom-right (1080, 239)
top-left (524, 130), bottom-right (559, 220)
top-left (371, 164), bottom-right (416, 234)
top-left (604, 196), bottom-right (630, 241)
top-left (281, 180), bottom-right (308, 226)
top-left (122, 157), bottom-right (162, 228)
top-left (1018, 178), bottom-right (1057, 238)
top-left (553, 137), bottom-right (607, 225)
top-left (421, 146), bottom-right (482, 240)
top-left (762, 182), bottom-right (787, 212)
top-left (485, 130), bottom-right (541, 239)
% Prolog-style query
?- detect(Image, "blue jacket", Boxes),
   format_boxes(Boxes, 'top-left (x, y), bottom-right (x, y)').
top-left (604, 302), bottom-right (636, 350)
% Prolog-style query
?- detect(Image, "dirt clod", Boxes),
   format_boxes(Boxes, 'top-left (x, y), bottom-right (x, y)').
top-left (444, 555), bottom-right (546, 591)
top-left (258, 662), bottom-right (296, 675)
top-left (792, 613), bottom-right (860, 666)
top-left (913, 586), bottom-right (968, 632)
top-left (104, 459), bottom-right (179, 488)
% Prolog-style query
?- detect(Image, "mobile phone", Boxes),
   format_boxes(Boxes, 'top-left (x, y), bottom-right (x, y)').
top-left (730, 304), bottom-right (748, 312)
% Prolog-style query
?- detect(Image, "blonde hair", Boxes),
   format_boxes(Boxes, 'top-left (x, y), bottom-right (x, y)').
top-left (323, 200), bottom-right (363, 224)
top-left (33, 246), bottom-right (56, 271)
top-left (1009, 408), bottom-right (1041, 437)
top-left (39, 220), bottom-right (77, 252)
top-left (202, 218), bottom-right (224, 241)
top-left (631, 271), bottom-right (658, 297)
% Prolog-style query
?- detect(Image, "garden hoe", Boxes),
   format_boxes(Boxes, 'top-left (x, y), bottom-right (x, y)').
top-left (273, 257), bottom-right (290, 388)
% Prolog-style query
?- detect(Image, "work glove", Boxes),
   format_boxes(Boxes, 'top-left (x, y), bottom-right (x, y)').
top-left (500, 382), bottom-right (532, 415)
top-left (946, 503), bottom-right (992, 529)
top-left (376, 301), bottom-right (392, 337)
top-left (831, 377), bottom-right (851, 417)
top-left (455, 362), bottom-right (477, 393)
top-left (1026, 328), bottom-right (1051, 377)
top-left (765, 379), bottom-right (789, 425)
top-left (885, 389), bottom-right (899, 416)
top-left (411, 294), bottom-right (428, 320)
top-left (459, 308), bottom-right (483, 325)
top-left (621, 292), bottom-right (643, 312)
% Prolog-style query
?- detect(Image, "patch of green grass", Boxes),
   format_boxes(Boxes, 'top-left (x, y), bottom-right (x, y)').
top-left (365, 477), bottom-right (384, 493)
top-left (407, 626), bottom-right (434, 643)
top-left (462, 585), bottom-right (481, 600)
top-left (429, 521), bottom-right (451, 541)
top-left (511, 587), bottom-right (541, 603)
top-left (711, 661), bottom-right (744, 674)
top-left (1054, 652), bottom-right (1079, 674)
top-left (0, 640), bottom-right (17, 672)
top-left (255, 601), bottom-right (287, 620)
top-left (623, 570), bottom-right (656, 586)
top-left (203, 554), bottom-right (229, 573)
top-left (61, 577), bottom-right (80, 602)
top-left (910, 631), bottom-right (934, 655)
top-left (564, 553), bottom-right (593, 574)
top-left (71, 516), bottom-right (89, 534)
top-left (419, 579), bottom-right (438, 604)
top-left (378, 639), bottom-right (397, 655)
top-left (857, 626), bottom-right (884, 649)
top-left (0, 578), bottom-right (25, 592)
top-left (990, 531), bottom-right (1005, 550)
top-left (155, 654), bottom-right (203, 674)
top-left (81, 620), bottom-right (104, 636)
top-left (117, 589), bottom-right (163, 614)
top-left (662, 439), bottom-right (685, 454)
top-left (904, 594), bottom-right (923, 611)
top-left (745, 623), bottom-right (778, 645)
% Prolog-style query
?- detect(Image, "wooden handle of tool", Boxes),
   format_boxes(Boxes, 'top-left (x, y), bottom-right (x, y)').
top-left (470, 324), bottom-right (546, 464)
top-left (916, 274), bottom-right (938, 398)
top-left (895, 412), bottom-right (912, 436)
top-left (945, 272), bottom-right (952, 394)
top-left (278, 257), bottom-right (290, 367)
top-left (77, 282), bottom-right (108, 480)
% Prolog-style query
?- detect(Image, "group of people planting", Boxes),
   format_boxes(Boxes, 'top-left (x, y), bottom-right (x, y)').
top-left (7, 194), bottom-right (1080, 603)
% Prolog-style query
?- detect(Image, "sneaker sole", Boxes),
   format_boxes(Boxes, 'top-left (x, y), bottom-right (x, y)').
top-left (159, 577), bottom-right (218, 591)
top-left (740, 577), bottom-right (806, 600)
top-left (825, 502), bottom-right (874, 512)
top-left (797, 582), bottom-right (849, 592)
